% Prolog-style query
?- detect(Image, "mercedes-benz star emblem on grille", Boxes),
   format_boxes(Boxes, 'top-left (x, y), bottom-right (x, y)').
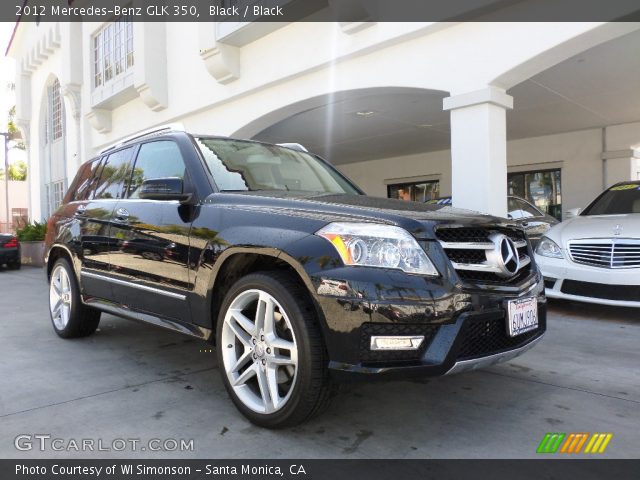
top-left (487, 233), bottom-right (521, 278)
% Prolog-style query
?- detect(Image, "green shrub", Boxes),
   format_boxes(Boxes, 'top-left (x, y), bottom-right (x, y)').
top-left (16, 221), bottom-right (47, 241)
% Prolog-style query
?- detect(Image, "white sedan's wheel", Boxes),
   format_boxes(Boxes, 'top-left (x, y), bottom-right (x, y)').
top-left (221, 289), bottom-right (298, 414)
top-left (50, 264), bottom-right (73, 330)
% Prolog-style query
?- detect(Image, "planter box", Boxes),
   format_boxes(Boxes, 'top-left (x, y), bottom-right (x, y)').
top-left (20, 241), bottom-right (46, 267)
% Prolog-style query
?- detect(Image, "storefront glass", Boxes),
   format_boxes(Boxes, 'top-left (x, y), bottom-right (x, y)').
top-left (508, 169), bottom-right (562, 219)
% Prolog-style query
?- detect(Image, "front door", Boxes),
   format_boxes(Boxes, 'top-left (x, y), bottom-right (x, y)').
top-left (108, 140), bottom-right (193, 322)
top-left (80, 147), bottom-right (136, 301)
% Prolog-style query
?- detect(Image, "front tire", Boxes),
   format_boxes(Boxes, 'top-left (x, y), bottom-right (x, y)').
top-left (216, 271), bottom-right (333, 428)
top-left (49, 258), bottom-right (101, 338)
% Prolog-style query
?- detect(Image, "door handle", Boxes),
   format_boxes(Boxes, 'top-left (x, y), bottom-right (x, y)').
top-left (115, 207), bottom-right (130, 221)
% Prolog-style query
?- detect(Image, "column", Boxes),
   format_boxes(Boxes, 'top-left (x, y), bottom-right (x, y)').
top-left (443, 86), bottom-right (513, 218)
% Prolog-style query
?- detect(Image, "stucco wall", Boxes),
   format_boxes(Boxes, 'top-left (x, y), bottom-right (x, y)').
top-left (338, 126), bottom-right (627, 214)
top-left (0, 180), bottom-right (30, 226)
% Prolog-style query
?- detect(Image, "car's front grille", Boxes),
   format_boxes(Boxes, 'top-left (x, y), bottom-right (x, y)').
top-left (561, 280), bottom-right (640, 302)
top-left (568, 239), bottom-right (640, 269)
top-left (436, 227), bottom-right (525, 244)
top-left (359, 323), bottom-right (439, 365)
top-left (435, 226), bottom-right (532, 285)
top-left (455, 314), bottom-right (545, 361)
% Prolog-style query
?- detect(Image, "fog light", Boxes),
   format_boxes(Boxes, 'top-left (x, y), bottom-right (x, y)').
top-left (370, 336), bottom-right (424, 351)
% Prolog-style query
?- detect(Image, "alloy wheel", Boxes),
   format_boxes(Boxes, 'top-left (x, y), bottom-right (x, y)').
top-left (221, 289), bottom-right (298, 414)
top-left (50, 265), bottom-right (73, 330)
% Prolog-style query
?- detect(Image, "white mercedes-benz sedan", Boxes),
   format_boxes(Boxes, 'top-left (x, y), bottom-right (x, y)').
top-left (534, 181), bottom-right (640, 308)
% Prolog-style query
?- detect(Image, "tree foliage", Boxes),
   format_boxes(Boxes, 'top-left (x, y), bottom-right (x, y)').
top-left (0, 160), bottom-right (28, 181)
top-left (7, 105), bottom-right (25, 150)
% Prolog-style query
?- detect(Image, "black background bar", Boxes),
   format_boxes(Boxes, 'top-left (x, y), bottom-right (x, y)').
top-left (2, 459), bottom-right (640, 480)
top-left (4, 0), bottom-right (640, 23)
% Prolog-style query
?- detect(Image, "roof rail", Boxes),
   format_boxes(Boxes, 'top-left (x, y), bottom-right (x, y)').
top-left (99, 123), bottom-right (186, 154)
top-left (277, 142), bottom-right (308, 152)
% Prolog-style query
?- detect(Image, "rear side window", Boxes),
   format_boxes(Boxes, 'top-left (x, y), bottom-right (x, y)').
top-left (66, 158), bottom-right (104, 202)
top-left (93, 147), bottom-right (135, 199)
top-left (128, 141), bottom-right (187, 199)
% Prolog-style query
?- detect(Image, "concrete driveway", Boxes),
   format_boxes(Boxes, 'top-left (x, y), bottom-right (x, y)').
top-left (1, 267), bottom-right (638, 459)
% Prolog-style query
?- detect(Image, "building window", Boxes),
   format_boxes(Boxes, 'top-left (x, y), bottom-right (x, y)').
top-left (93, 16), bottom-right (134, 89)
top-left (48, 79), bottom-right (63, 141)
top-left (44, 181), bottom-right (66, 218)
top-left (388, 180), bottom-right (440, 202)
top-left (508, 169), bottom-right (562, 220)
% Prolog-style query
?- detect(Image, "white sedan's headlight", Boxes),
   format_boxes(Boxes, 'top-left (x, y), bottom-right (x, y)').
top-left (535, 236), bottom-right (564, 259)
top-left (316, 223), bottom-right (438, 276)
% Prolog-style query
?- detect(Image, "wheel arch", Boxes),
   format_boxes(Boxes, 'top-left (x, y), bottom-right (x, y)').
top-left (206, 247), bottom-right (324, 343)
top-left (46, 244), bottom-right (78, 280)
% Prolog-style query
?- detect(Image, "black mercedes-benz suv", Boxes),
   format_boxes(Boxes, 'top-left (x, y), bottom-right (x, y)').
top-left (45, 126), bottom-right (545, 428)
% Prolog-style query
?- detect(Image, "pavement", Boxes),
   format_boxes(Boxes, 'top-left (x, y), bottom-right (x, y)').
top-left (0, 266), bottom-right (638, 459)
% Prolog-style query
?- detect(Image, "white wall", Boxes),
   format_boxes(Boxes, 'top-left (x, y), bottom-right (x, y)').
top-left (9, 21), bottom-right (640, 220)
top-left (336, 150), bottom-right (452, 199)
top-left (338, 126), bottom-right (634, 214)
top-left (606, 121), bottom-right (640, 150)
top-left (0, 181), bottom-right (29, 226)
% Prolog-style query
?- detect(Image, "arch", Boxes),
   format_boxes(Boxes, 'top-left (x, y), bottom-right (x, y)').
top-left (231, 86), bottom-right (449, 140)
top-left (492, 23), bottom-right (640, 91)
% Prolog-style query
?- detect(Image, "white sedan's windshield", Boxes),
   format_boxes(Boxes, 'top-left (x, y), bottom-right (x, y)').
top-left (583, 183), bottom-right (640, 215)
top-left (196, 138), bottom-right (360, 195)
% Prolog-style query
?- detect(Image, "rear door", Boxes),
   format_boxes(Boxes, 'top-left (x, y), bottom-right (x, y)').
top-left (108, 140), bottom-right (193, 322)
top-left (79, 146), bottom-right (136, 301)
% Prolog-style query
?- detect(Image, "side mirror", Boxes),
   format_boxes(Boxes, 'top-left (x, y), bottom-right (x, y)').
top-left (565, 207), bottom-right (582, 219)
top-left (139, 177), bottom-right (193, 204)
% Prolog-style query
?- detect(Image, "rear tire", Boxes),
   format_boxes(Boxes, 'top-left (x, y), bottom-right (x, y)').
top-left (49, 258), bottom-right (101, 338)
top-left (7, 260), bottom-right (20, 270)
top-left (216, 271), bottom-right (333, 428)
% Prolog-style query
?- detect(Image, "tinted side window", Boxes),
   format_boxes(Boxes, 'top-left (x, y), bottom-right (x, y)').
top-left (63, 161), bottom-right (92, 203)
top-left (93, 147), bottom-right (135, 199)
top-left (128, 141), bottom-right (186, 199)
top-left (68, 158), bottom-right (104, 202)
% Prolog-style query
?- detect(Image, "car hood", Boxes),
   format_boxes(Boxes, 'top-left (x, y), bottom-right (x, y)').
top-left (207, 192), bottom-right (517, 240)
top-left (544, 213), bottom-right (640, 247)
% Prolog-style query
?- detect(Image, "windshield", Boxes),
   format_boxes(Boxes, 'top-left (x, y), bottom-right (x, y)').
top-left (582, 183), bottom-right (640, 215)
top-left (195, 138), bottom-right (361, 195)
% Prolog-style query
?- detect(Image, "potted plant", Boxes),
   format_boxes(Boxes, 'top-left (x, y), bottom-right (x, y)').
top-left (16, 221), bottom-right (47, 267)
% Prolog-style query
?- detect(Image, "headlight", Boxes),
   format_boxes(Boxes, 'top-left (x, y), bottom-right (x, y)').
top-left (535, 236), bottom-right (564, 259)
top-left (316, 222), bottom-right (439, 276)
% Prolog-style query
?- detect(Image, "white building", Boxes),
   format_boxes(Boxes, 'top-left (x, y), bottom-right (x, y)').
top-left (6, 16), bottom-right (640, 221)
top-left (0, 53), bottom-right (29, 232)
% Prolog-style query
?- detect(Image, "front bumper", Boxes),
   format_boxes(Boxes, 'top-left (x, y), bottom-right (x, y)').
top-left (310, 266), bottom-right (546, 380)
top-left (535, 253), bottom-right (640, 308)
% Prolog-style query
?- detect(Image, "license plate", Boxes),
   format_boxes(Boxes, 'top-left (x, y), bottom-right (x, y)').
top-left (507, 297), bottom-right (538, 337)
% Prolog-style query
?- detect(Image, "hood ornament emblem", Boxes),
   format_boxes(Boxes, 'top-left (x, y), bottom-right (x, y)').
top-left (613, 224), bottom-right (623, 236)
top-left (487, 233), bottom-right (520, 278)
